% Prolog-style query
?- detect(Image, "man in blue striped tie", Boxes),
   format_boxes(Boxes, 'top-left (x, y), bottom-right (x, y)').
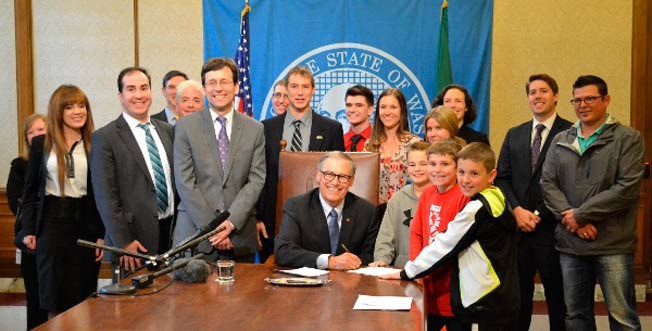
top-left (91, 67), bottom-right (176, 271)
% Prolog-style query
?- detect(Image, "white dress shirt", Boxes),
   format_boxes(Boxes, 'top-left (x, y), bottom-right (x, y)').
top-left (531, 113), bottom-right (558, 151)
top-left (122, 112), bottom-right (174, 219)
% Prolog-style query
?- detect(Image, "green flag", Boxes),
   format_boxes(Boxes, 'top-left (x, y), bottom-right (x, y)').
top-left (435, 0), bottom-right (453, 95)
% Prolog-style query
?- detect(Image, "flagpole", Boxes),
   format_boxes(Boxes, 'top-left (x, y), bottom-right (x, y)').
top-left (235, 0), bottom-right (253, 117)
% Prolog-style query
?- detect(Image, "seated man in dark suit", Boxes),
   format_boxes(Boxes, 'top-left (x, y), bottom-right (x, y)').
top-left (275, 152), bottom-right (378, 270)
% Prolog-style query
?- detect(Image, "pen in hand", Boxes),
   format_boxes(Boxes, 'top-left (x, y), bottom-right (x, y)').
top-left (341, 243), bottom-right (350, 253)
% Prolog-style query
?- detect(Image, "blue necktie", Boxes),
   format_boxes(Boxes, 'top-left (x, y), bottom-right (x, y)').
top-left (137, 123), bottom-right (168, 214)
top-left (327, 209), bottom-right (339, 255)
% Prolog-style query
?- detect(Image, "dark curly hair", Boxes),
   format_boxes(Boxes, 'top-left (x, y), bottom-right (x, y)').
top-left (432, 84), bottom-right (477, 125)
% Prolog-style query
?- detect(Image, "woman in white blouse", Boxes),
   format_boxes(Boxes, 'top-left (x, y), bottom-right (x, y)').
top-left (21, 85), bottom-right (104, 318)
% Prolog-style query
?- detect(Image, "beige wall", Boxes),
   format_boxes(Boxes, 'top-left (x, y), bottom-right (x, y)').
top-left (1, 0), bottom-right (18, 185)
top-left (139, 0), bottom-right (204, 115)
top-left (490, 0), bottom-right (632, 150)
top-left (0, 0), bottom-right (204, 186)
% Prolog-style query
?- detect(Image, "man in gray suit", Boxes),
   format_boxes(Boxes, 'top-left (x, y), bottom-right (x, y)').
top-left (173, 58), bottom-right (265, 262)
top-left (91, 67), bottom-right (176, 270)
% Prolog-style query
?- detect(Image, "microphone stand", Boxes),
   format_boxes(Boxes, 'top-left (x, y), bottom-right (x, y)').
top-left (132, 254), bottom-right (205, 288)
top-left (77, 239), bottom-right (162, 295)
top-left (156, 225), bottom-right (227, 261)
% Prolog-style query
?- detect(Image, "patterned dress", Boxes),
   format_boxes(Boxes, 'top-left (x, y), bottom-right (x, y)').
top-left (366, 134), bottom-right (421, 204)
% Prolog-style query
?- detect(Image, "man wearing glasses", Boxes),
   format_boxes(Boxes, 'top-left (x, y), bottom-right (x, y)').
top-left (271, 80), bottom-right (290, 116)
top-left (173, 57), bottom-right (265, 263)
top-left (275, 152), bottom-right (378, 270)
top-left (541, 75), bottom-right (644, 330)
top-left (257, 66), bottom-right (345, 263)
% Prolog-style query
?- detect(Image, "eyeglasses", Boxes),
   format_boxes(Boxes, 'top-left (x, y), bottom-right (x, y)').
top-left (205, 80), bottom-right (234, 88)
top-left (570, 95), bottom-right (603, 106)
top-left (273, 92), bottom-right (289, 99)
top-left (320, 170), bottom-right (352, 183)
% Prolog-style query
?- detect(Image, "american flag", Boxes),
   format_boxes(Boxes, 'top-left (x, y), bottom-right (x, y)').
top-left (234, 1), bottom-right (253, 117)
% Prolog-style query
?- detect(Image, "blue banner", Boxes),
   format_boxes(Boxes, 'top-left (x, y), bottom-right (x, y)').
top-left (204, 0), bottom-right (493, 135)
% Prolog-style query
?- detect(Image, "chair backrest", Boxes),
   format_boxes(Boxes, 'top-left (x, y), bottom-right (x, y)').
top-left (275, 151), bottom-right (379, 234)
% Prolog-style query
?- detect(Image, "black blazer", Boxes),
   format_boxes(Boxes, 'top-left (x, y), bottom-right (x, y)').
top-left (90, 115), bottom-right (175, 258)
top-left (274, 189), bottom-right (378, 267)
top-left (256, 111), bottom-right (345, 232)
top-left (495, 115), bottom-right (572, 243)
top-left (458, 125), bottom-right (490, 145)
top-left (7, 157), bottom-right (27, 215)
top-left (21, 135), bottom-right (104, 239)
top-left (150, 109), bottom-right (168, 123)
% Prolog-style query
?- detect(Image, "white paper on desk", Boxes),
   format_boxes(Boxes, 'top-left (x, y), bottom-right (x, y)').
top-left (347, 267), bottom-right (398, 277)
top-left (279, 267), bottom-right (329, 277)
top-left (353, 295), bottom-right (412, 311)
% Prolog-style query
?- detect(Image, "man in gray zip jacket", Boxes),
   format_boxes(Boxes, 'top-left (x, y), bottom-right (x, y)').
top-left (541, 75), bottom-right (644, 331)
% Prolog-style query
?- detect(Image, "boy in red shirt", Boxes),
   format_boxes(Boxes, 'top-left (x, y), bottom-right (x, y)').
top-left (410, 139), bottom-right (470, 331)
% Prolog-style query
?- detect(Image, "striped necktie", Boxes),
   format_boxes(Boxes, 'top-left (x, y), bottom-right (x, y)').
top-left (137, 123), bottom-right (169, 214)
top-left (290, 120), bottom-right (302, 152)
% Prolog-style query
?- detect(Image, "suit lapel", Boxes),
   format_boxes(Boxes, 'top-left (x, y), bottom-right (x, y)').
top-left (534, 117), bottom-right (565, 172)
top-left (308, 111), bottom-right (325, 151)
top-left (309, 191), bottom-right (332, 253)
top-left (269, 113), bottom-right (285, 154)
top-left (116, 115), bottom-right (153, 186)
top-left (223, 111), bottom-right (243, 182)
top-left (150, 120), bottom-right (173, 167)
top-left (338, 193), bottom-right (355, 255)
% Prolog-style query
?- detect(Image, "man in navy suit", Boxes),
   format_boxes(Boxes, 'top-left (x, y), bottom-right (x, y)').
top-left (275, 152), bottom-right (377, 269)
top-left (256, 66), bottom-right (345, 262)
top-left (495, 74), bottom-right (571, 330)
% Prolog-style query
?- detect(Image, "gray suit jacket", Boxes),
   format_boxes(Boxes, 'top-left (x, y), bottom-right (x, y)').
top-left (173, 109), bottom-right (265, 257)
top-left (90, 115), bottom-right (175, 260)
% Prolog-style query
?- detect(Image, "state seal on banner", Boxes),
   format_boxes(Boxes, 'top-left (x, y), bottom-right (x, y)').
top-left (260, 43), bottom-right (429, 135)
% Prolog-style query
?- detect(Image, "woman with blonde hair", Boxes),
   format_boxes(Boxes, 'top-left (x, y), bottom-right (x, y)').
top-left (21, 85), bottom-right (104, 317)
top-left (7, 113), bottom-right (48, 329)
top-left (424, 106), bottom-right (466, 145)
top-left (364, 88), bottom-right (421, 204)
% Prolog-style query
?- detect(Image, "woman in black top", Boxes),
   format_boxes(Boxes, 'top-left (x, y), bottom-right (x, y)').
top-left (432, 84), bottom-right (490, 145)
top-left (21, 85), bottom-right (104, 317)
top-left (7, 113), bottom-right (48, 330)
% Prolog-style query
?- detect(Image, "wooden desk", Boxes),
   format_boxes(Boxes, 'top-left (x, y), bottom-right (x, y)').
top-left (36, 264), bottom-right (425, 330)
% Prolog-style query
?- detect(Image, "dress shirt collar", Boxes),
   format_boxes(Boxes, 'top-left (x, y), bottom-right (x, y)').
top-left (532, 112), bottom-right (557, 131)
top-left (284, 109), bottom-right (313, 129)
top-left (344, 124), bottom-right (372, 140)
top-left (122, 112), bottom-right (151, 129)
top-left (210, 106), bottom-right (235, 124)
top-left (318, 192), bottom-right (345, 221)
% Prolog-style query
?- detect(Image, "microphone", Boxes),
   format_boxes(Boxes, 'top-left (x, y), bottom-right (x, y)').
top-left (77, 239), bottom-right (158, 262)
top-left (173, 210), bottom-right (231, 248)
top-left (157, 211), bottom-right (231, 260)
top-left (132, 254), bottom-right (206, 288)
top-left (173, 258), bottom-right (211, 283)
